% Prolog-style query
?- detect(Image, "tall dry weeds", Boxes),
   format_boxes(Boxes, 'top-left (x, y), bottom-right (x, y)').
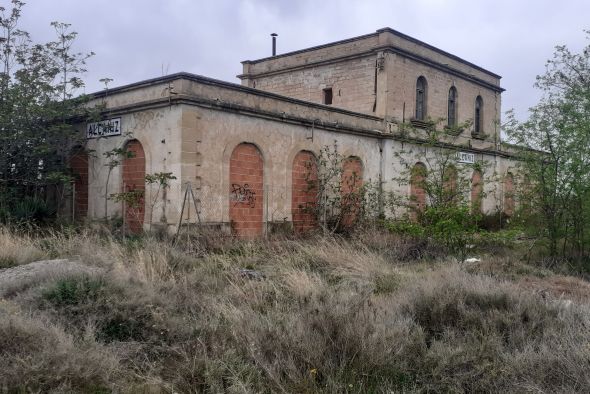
top-left (1, 228), bottom-right (590, 392)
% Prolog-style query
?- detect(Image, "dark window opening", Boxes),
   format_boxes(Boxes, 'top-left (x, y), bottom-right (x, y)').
top-left (448, 87), bottom-right (457, 127)
top-left (323, 88), bottom-right (333, 105)
top-left (474, 95), bottom-right (483, 134)
top-left (415, 76), bottom-right (427, 120)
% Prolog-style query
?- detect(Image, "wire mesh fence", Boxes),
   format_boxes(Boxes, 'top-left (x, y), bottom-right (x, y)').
top-left (70, 181), bottom-right (305, 236)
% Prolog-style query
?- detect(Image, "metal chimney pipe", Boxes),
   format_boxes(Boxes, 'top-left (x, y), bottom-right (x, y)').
top-left (271, 33), bottom-right (278, 56)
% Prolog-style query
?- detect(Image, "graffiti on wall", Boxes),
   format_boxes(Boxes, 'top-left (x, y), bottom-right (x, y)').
top-left (230, 183), bottom-right (256, 207)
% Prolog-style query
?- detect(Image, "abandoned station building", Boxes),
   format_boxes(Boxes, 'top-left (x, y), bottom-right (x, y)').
top-left (71, 28), bottom-right (517, 236)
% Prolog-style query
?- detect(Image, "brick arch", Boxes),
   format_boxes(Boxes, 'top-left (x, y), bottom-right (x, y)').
top-left (504, 172), bottom-right (515, 216)
top-left (291, 150), bottom-right (318, 233)
top-left (341, 156), bottom-right (364, 228)
top-left (229, 143), bottom-right (264, 238)
top-left (69, 147), bottom-right (88, 219)
top-left (410, 162), bottom-right (427, 216)
top-left (471, 169), bottom-right (483, 214)
top-left (122, 139), bottom-right (146, 233)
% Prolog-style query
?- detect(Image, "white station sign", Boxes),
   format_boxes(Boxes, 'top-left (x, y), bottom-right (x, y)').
top-left (86, 118), bottom-right (121, 139)
top-left (456, 151), bottom-right (475, 164)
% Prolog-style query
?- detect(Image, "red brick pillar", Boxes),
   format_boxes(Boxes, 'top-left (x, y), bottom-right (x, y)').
top-left (69, 150), bottom-right (88, 219)
top-left (292, 151), bottom-right (318, 233)
top-left (229, 143), bottom-right (264, 238)
top-left (122, 140), bottom-right (145, 233)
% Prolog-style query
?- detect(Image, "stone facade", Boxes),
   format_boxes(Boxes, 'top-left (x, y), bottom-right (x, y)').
top-left (240, 28), bottom-right (503, 146)
top-left (71, 28), bottom-right (518, 235)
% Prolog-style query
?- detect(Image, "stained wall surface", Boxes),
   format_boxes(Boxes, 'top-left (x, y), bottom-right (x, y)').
top-left (240, 28), bottom-right (503, 145)
top-left (78, 70), bottom-right (515, 235)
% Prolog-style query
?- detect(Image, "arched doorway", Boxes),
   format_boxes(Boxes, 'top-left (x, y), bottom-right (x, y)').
top-left (410, 162), bottom-right (427, 218)
top-left (443, 165), bottom-right (458, 205)
top-left (341, 156), bottom-right (363, 228)
top-left (504, 173), bottom-right (515, 216)
top-left (69, 148), bottom-right (88, 219)
top-left (291, 151), bottom-right (318, 233)
top-left (229, 143), bottom-right (264, 238)
top-left (471, 169), bottom-right (483, 214)
top-left (122, 140), bottom-right (146, 233)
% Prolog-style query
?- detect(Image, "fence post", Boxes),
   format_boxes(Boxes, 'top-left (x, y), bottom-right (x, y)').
top-left (71, 181), bottom-right (76, 223)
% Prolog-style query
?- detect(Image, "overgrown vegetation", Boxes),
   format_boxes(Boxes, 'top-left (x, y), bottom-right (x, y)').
top-left (505, 32), bottom-right (590, 264)
top-left (0, 0), bottom-right (96, 222)
top-left (1, 227), bottom-right (589, 392)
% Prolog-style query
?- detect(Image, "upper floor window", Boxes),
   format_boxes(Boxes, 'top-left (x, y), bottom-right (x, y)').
top-left (415, 76), bottom-right (427, 120)
top-left (323, 88), bottom-right (333, 105)
top-left (448, 87), bottom-right (457, 127)
top-left (474, 95), bottom-right (483, 134)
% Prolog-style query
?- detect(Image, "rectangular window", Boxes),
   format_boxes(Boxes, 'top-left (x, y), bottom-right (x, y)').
top-left (323, 88), bottom-right (333, 105)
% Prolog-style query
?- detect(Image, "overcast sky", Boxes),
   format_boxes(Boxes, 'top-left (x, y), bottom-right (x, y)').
top-left (18, 0), bottom-right (590, 121)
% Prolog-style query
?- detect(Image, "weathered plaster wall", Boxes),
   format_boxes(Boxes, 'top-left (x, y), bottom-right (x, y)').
top-left (85, 105), bottom-right (183, 227)
top-left (184, 103), bottom-right (382, 231)
top-left (80, 74), bottom-right (518, 234)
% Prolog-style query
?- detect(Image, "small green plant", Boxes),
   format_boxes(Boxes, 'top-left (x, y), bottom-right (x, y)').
top-left (97, 315), bottom-right (147, 342)
top-left (43, 276), bottom-right (105, 306)
top-left (145, 171), bottom-right (176, 230)
top-left (12, 196), bottom-right (55, 223)
top-left (101, 144), bottom-right (135, 220)
top-left (109, 189), bottom-right (144, 235)
top-left (421, 204), bottom-right (478, 261)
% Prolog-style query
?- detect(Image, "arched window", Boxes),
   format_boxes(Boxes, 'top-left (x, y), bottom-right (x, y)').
top-left (474, 96), bottom-right (483, 134)
top-left (448, 87), bottom-right (457, 128)
top-left (415, 76), bottom-right (427, 121)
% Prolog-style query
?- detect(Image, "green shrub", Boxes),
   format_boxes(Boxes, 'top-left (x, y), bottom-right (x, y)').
top-left (9, 196), bottom-right (55, 223)
top-left (43, 276), bottom-right (105, 306)
top-left (384, 205), bottom-right (478, 261)
top-left (97, 314), bottom-right (149, 342)
top-left (422, 205), bottom-right (477, 254)
top-left (382, 219), bottom-right (425, 238)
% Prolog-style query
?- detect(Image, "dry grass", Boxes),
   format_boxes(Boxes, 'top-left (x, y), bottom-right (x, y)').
top-left (0, 227), bottom-right (47, 268)
top-left (1, 227), bottom-right (590, 392)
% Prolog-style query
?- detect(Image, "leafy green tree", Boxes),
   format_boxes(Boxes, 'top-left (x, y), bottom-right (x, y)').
top-left (505, 32), bottom-right (590, 261)
top-left (0, 0), bottom-right (95, 221)
top-left (387, 120), bottom-right (492, 261)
